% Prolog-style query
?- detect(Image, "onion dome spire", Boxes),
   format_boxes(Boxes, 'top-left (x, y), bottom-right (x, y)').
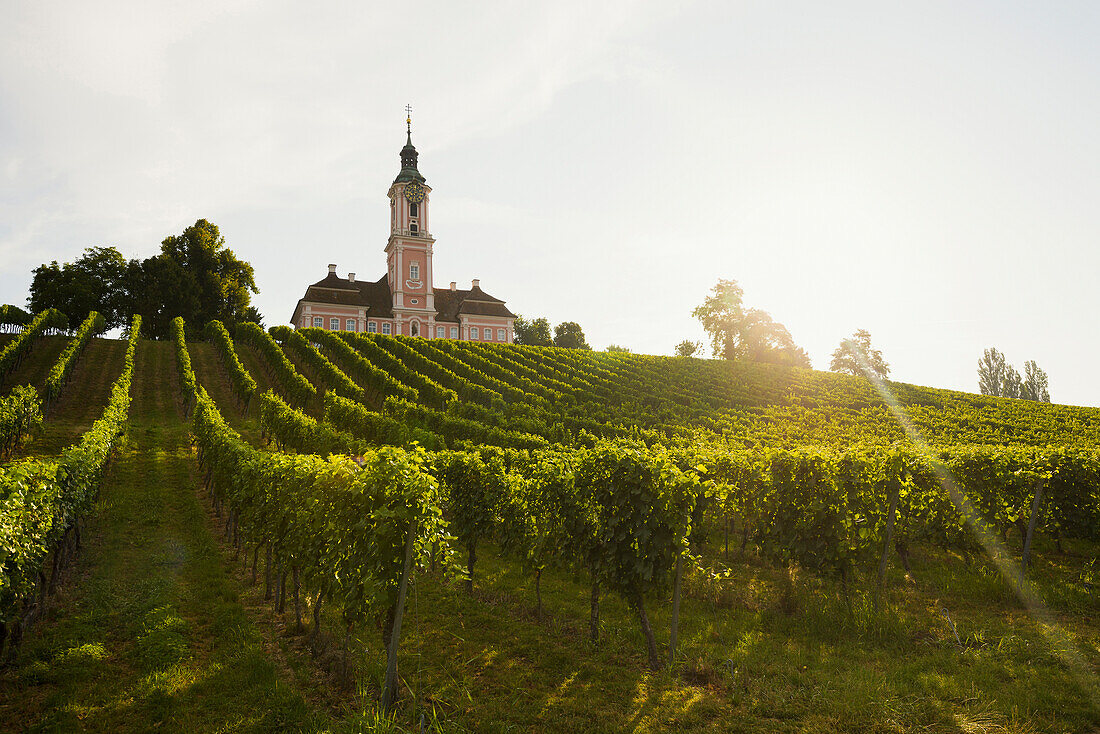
top-left (395, 105), bottom-right (426, 184)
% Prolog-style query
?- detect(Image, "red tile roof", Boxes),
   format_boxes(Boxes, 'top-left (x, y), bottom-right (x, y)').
top-left (291, 273), bottom-right (513, 323)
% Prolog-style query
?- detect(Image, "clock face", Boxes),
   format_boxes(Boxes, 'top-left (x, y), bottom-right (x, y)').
top-left (404, 182), bottom-right (425, 204)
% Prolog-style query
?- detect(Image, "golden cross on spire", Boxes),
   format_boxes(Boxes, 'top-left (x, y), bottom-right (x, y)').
top-left (405, 104), bottom-right (412, 133)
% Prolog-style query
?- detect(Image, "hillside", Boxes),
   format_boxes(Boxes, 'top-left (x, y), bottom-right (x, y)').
top-left (2, 321), bottom-right (1098, 733)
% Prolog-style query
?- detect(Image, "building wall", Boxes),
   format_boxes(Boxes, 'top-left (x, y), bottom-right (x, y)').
top-left (295, 300), bottom-right (513, 342)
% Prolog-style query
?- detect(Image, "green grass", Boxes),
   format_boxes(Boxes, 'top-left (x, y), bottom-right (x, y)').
top-left (272, 534), bottom-right (1095, 733)
top-left (0, 340), bottom-right (330, 732)
top-left (3, 336), bottom-right (1099, 733)
top-left (20, 337), bottom-right (130, 458)
top-left (0, 334), bottom-right (71, 395)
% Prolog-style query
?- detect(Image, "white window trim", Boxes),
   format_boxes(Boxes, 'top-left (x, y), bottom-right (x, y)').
top-left (382, 322), bottom-right (392, 335)
top-left (367, 321), bottom-right (377, 333)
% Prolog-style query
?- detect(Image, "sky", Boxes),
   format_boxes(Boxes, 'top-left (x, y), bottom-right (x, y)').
top-left (2, 1), bottom-right (1099, 404)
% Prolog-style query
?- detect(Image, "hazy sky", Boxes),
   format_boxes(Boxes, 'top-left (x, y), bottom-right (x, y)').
top-left (3, 1), bottom-right (1099, 405)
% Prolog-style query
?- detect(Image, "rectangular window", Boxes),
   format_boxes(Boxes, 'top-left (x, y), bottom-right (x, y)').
top-left (346, 319), bottom-right (356, 331)
top-left (329, 317), bottom-right (339, 330)
top-left (470, 327), bottom-right (479, 340)
top-left (436, 326), bottom-right (445, 338)
top-left (382, 322), bottom-right (391, 335)
top-left (450, 327), bottom-right (458, 339)
top-left (497, 328), bottom-right (506, 341)
top-left (367, 321), bottom-right (377, 333)
top-left (313, 317), bottom-right (322, 328)
top-left (410, 263), bottom-right (420, 280)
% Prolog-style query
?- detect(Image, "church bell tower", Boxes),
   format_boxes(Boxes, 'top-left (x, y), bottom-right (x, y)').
top-left (385, 107), bottom-right (435, 336)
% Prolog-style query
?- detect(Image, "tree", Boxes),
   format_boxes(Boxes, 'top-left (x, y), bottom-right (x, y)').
top-left (28, 246), bottom-right (129, 329)
top-left (157, 219), bottom-right (258, 333)
top-left (513, 315), bottom-right (553, 347)
top-left (553, 321), bottom-right (590, 350)
top-left (829, 329), bottom-right (889, 380)
top-left (978, 350), bottom-right (1050, 401)
top-left (674, 340), bottom-right (702, 357)
top-left (26, 220), bottom-right (258, 339)
top-left (1003, 365), bottom-right (1022, 399)
top-left (977, 348), bottom-right (1007, 396)
top-left (1022, 360), bottom-right (1051, 402)
top-left (691, 279), bottom-right (810, 368)
top-left (605, 344), bottom-right (631, 353)
top-left (238, 306), bottom-right (265, 328)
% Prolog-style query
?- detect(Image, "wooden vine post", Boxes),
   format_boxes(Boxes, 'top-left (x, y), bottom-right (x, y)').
top-left (669, 552), bottom-right (683, 666)
top-left (381, 516), bottom-right (418, 712)
top-left (1022, 481), bottom-right (1045, 571)
top-left (875, 479), bottom-right (900, 613)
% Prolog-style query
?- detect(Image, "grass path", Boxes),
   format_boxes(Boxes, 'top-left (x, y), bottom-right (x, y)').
top-left (22, 338), bottom-right (128, 458)
top-left (0, 335), bottom-right (71, 395)
top-left (0, 340), bottom-right (330, 732)
top-left (188, 341), bottom-right (266, 444)
top-left (234, 342), bottom-right (277, 406)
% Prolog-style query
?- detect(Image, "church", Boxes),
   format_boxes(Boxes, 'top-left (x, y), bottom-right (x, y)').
top-left (290, 116), bottom-right (516, 342)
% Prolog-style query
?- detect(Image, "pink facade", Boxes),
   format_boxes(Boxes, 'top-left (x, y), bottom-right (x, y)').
top-left (290, 123), bottom-right (515, 340)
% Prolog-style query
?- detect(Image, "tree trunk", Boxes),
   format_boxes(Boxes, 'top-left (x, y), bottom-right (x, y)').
top-left (633, 592), bottom-right (662, 672)
top-left (669, 554), bottom-right (683, 666)
top-left (277, 567), bottom-right (288, 613)
top-left (535, 568), bottom-right (543, 623)
top-left (382, 517), bottom-right (418, 712)
top-left (264, 544), bottom-right (273, 600)
top-left (894, 538), bottom-right (912, 573)
top-left (1022, 483), bottom-right (1045, 570)
top-left (724, 518), bottom-right (730, 561)
top-left (840, 566), bottom-right (853, 617)
top-left (293, 566), bottom-right (303, 632)
top-left (875, 482), bottom-right (899, 613)
top-left (589, 579), bottom-right (600, 645)
top-left (310, 591), bottom-right (324, 655)
top-left (251, 545), bottom-right (259, 585)
top-left (466, 541), bottom-right (476, 595)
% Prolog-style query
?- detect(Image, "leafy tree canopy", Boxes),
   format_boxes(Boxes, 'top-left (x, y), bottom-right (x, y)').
top-left (513, 315), bottom-right (553, 347)
top-left (156, 219), bottom-right (258, 334)
top-left (691, 278), bottom-right (810, 368)
top-left (553, 321), bottom-right (590, 350)
top-left (27, 220), bottom-right (261, 339)
top-left (674, 339), bottom-right (702, 358)
top-left (29, 246), bottom-right (129, 329)
top-left (978, 348), bottom-right (1007, 397)
top-left (829, 329), bottom-right (890, 381)
top-left (1022, 360), bottom-right (1050, 402)
top-left (605, 344), bottom-right (631, 353)
top-left (978, 348), bottom-right (1050, 402)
